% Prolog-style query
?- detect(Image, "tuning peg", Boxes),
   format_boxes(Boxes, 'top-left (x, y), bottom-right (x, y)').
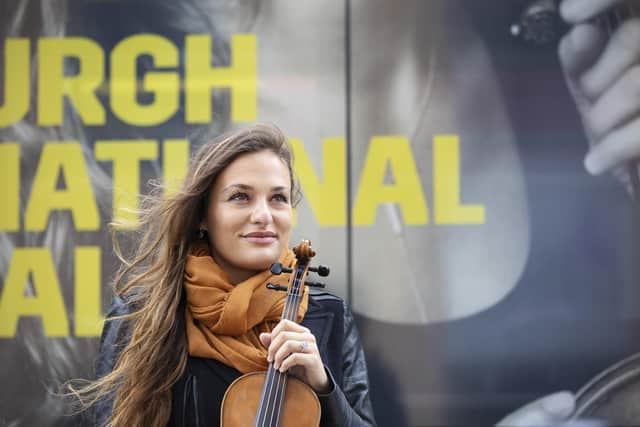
top-left (308, 265), bottom-right (330, 277)
top-left (510, 0), bottom-right (564, 47)
top-left (270, 263), bottom-right (293, 275)
top-left (305, 281), bottom-right (326, 289)
top-left (266, 283), bottom-right (288, 292)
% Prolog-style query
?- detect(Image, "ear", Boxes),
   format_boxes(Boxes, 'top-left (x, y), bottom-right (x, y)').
top-left (199, 219), bottom-right (208, 231)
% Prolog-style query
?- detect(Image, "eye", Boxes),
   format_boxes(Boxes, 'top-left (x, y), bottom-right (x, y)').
top-left (228, 192), bottom-right (249, 201)
top-left (272, 193), bottom-right (289, 203)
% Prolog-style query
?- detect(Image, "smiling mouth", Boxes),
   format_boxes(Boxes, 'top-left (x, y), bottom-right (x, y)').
top-left (242, 232), bottom-right (277, 244)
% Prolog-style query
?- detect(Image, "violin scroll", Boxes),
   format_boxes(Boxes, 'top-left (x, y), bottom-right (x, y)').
top-left (270, 239), bottom-right (330, 292)
top-left (292, 239), bottom-right (315, 262)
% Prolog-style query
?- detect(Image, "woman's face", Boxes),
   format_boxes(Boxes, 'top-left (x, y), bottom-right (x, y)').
top-left (203, 149), bottom-right (293, 283)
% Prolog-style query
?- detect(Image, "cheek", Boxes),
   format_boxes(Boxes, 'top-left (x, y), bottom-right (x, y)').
top-left (209, 207), bottom-right (239, 232)
top-left (276, 209), bottom-right (293, 232)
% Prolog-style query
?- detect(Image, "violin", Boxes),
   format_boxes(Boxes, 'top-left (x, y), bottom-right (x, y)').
top-left (570, 352), bottom-right (640, 424)
top-left (512, 2), bottom-right (640, 423)
top-left (220, 240), bottom-right (330, 427)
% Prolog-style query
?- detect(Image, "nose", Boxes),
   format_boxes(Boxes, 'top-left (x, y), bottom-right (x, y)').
top-left (250, 198), bottom-right (272, 225)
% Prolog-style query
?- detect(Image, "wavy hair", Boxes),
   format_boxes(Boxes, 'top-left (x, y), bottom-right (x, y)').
top-left (69, 123), bottom-right (300, 427)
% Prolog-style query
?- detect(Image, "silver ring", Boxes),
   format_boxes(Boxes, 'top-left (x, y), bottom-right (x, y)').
top-left (299, 341), bottom-right (309, 352)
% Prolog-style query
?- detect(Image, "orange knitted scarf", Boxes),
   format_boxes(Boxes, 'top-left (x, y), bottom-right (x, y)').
top-left (183, 241), bottom-right (308, 373)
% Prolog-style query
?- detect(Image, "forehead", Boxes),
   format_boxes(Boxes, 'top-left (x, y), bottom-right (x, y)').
top-left (214, 150), bottom-right (291, 189)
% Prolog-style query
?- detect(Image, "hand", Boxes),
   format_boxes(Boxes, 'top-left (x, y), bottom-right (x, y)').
top-left (558, 0), bottom-right (640, 183)
top-left (259, 319), bottom-right (330, 393)
top-left (496, 391), bottom-right (575, 427)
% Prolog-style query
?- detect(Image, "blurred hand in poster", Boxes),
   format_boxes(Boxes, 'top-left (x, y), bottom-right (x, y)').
top-left (558, 0), bottom-right (640, 183)
top-left (496, 391), bottom-right (575, 426)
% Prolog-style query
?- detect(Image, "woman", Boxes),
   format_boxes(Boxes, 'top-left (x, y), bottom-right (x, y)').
top-left (82, 123), bottom-right (376, 426)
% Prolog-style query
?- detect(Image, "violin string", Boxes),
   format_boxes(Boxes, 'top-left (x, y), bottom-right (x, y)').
top-left (261, 369), bottom-right (277, 427)
top-left (256, 364), bottom-right (271, 426)
top-left (272, 265), bottom-right (305, 426)
top-left (258, 251), bottom-right (312, 426)
top-left (278, 262), bottom-right (308, 424)
top-left (261, 263), bottom-right (305, 426)
top-left (268, 279), bottom-right (296, 426)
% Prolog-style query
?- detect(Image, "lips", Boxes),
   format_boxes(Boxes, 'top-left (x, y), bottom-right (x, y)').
top-left (242, 231), bottom-right (277, 244)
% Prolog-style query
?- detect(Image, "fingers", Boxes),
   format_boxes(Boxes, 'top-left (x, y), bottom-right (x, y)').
top-left (586, 66), bottom-right (640, 140)
top-left (560, 0), bottom-right (622, 23)
top-left (268, 329), bottom-right (317, 368)
top-left (274, 341), bottom-right (317, 372)
top-left (259, 332), bottom-right (271, 348)
top-left (269, 318), bottom-right (310, 337)
top-left (558, 3), bottom-right (640, 176)
top-left (559, 18), bottom-right (640, 101)
top-left (496, 391), bottom-right (575, 427)
top-left (585, 116), bottom-right (640, 174)
top-left (265, 319), bottom-right (316, 366)
top-left (559, 24), bottom-right (606, 81)
top-left (580, 18), bottom-right (640, 100)
top-left (264, 320), bottom-right (329, 392)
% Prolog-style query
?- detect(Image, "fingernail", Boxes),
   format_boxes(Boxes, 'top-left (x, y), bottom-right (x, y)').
top-left (559, 0), bottom-right (579, 21)
top-left (540, 391), bottom-right (575, 417)
top-left (559, 0), bottom-right (570, 20)
top-left (584, 152), bottom-right (604, 175)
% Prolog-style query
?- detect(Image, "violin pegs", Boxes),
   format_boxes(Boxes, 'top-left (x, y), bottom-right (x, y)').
top-left (270, 262), bottom-right (293, 275)
top-left (266, 283), bottom-right (288, 292)
top-left (308, 265), bottom-right (330, 277)
top-left (305, 281), bottom-right (326, 289)
top-left (510, 0), bottom-right (564, 46)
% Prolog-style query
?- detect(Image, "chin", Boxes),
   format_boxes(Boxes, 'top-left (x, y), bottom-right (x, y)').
top-left (243, 252), bottom-right (280, 271)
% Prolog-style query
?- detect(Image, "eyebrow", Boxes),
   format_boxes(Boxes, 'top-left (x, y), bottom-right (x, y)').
top-left (221, 184), bottom-right (290, 193)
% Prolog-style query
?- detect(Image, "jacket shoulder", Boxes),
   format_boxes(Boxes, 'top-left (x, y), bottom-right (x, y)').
top-left (308, 288), bottom-right (346, 304)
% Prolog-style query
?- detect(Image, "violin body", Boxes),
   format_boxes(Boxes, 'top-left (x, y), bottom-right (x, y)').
top-left (572, 353), bottom-right (640, 425)
top-left (221, 372), bottom-right (320, 427)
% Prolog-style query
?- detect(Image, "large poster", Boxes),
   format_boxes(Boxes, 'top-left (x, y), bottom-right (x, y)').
top-left (1, 0), bottom-right (640, 425)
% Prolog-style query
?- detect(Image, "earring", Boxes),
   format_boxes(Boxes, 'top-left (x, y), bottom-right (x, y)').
top-left (198, 229), bottom-right (207, 239)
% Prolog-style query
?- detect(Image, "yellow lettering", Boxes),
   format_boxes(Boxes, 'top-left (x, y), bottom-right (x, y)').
top-left (353, 136), bottom-right (428, 225)
top-left (95, 140), bottom-right (158, 228)
top-left (111, 34), bottom-right (179, 126)
top-left (185, 34), bottom-right (256, 123)
top-left (163, 139), bottom-right (189, 196)
top-left (0, 39), bottom-right (29, 126)
top-left (38, 37), bottom-right (105, 125)
top-left (25, 142), bottom-right (99, 231)
top-left (0, 248), bottom-right (69, 337)
top-left (0, 143), bottom-right (20, 231)
top-left (433, 135), bottom-right (485, 224)
top-left (291, 137), bottom-right (346, 226)
top-left (74, 246), bottom-right (103, 337)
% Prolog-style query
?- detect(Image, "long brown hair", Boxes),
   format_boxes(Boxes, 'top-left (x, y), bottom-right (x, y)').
top-left (69, 123), bottom-right (299, 426)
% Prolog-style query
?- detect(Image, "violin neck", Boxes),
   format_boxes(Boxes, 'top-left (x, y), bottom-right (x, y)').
top-left (253, 260), bottom-right (308, 426)
top-left (280, 261), bottom-right (308, 322)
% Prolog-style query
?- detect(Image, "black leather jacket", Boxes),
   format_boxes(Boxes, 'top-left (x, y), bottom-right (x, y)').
top-left (94, 289), bottom-right (377, 427)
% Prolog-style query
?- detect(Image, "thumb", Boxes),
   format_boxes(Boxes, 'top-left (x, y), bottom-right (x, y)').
top-left (497, 391), bottom-right (575, 427)
top-left (259, 332), bottom-right (271, 348)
